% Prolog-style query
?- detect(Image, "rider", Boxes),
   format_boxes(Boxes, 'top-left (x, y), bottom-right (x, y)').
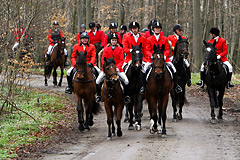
top-left (46, 21), bottom-right (68, 66)
top-left (168, 24), bottom-right (191, 86)
top-left (65, 32), bottom-right (100, 94)
top-left (103, 22), bottom-right (122, 47)
top-left (76, 24), bottom-right (87, 44)
top-left (88, 22), bottom-right (105, 47)
top-left (196, 27), bottom-right (234, 89)
top-left (119, 25), bottom-right (127, 41)
top-left (12, 23), bottom-right (27, 51)
top-left (146, 21), bottom-right (182, 93)
top-left (95, 33), bottom-right (130, 103)
top-left (122, 21), bottom-right (149, 94)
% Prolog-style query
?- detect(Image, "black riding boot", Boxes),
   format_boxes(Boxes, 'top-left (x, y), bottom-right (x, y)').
top-left (196, 71), bottom-right (205, 88)
top-left (186, 67), bottom-right (192, 87)
top-left (227, 72), bottom-right (234, 89)
top-left (96, 81), bottom-right (103, 103)
top-left (64, 55), bottom-right (69, 67)
top-left (124, 84), bottom-right (131, 103)
top-left (139, 71), bottom-right (146, 94)
top-left (173, 72), bottom-right (182, 93)
top-left (65, 75), bottom-right (73, 94)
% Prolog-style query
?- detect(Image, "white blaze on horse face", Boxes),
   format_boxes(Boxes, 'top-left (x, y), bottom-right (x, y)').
top-left (157, 54), bottom-right (160, 58)
top-left (136, 50), bottom-right (140, 54)
top-left (207, 47), bottom-right (211, 52)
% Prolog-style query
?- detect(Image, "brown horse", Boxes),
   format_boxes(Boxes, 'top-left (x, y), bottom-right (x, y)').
top-left (146, 44), bottom-right (173, 137)
top-left (44, 37), bottom-right (66, 87)
top-left (102, 57), bottom-right (124, 140)
top-left (73, 51), bottom-right (101, 131)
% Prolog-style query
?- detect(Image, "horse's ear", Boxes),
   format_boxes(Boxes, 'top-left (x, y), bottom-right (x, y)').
top-left (139, 42), bottom-right (142, 48)
top-left (213, 39), bottom-right (217, 46)
top-left (104, 57), bottom-right (107, 63)
top-left (153, 44), bottom-right (157, 51)
top-left (131, 44), bottom-right (134, 49)
top-left (85, 50), bottom-right (87, 56)
top-left (203, 40), bottom-right (207, 46)
top-left (76, 50), bottom-right (79, 56)
top-left (161, 44), bottom-right (165, 51)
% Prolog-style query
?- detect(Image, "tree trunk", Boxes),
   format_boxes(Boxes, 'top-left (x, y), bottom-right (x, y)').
top-left (118, 0), bottom-right (124, 27)
top-left (193, 0), bottom-right (202, 72)
top-left (139, 0), bottom-right (144, 28)
top-left (86, 0), bottom-right (92, 29)
top-left (77, 0), bottom-right (83, 32)
top-left (162, 0), bottom-right (168, 35)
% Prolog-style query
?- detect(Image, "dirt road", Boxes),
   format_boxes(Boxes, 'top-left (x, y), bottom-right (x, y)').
top-left (24, 75), bottom-right (240, 160)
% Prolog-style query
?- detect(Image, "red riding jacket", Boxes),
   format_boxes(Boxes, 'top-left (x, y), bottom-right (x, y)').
top-left (48, 29), bottom-right (63, 46)
top-left (103, 32), bottom-right (122, 47)
top-left (144, 31), bottom-right (164, 39)
top-left (146, 34), bottom-right (170, 63)
top-left (71, 43), bottom-right (96, 67)
top-left (102, 46), bottom-right (124, 72)
top-left (14, 28), bottom-right (27, 43)
top-left (208, 37), bottom-right (228, 62)
top-left (123, 33), bottom-right (149, 63)
top-left (168, 35), bottom-right (187, 57)
top-left (88, 30), bottom-right (105, 46)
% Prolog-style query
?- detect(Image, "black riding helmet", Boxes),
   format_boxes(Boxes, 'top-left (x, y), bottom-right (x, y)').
top-left (89, 22), bottom-right (95, 29)
top-left (152, 22), bottom-right (162, 29)
top-left (109, 22), bottom-right (118, 29)
top-left (80, 24), bottom-right (86, 29)
top-left (109, 33), bottom-right (118, 41)
top-left (120, 25), bottom-right (127, 31)
top-left (210, 27), bottom-right (220, 36)
top-left (129, 22), bottom-right (140, 29)
top-left (53, 21), bottom-right (59, 25)
top-left (173, 24), bottom-right (183, 32)
top-left (80, 32), bottom-right (89, 39)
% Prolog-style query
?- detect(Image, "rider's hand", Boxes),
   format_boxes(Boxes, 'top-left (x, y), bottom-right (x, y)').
top-left (52, 41), bottom-right (57, 44)
top-left (116, 68), bottom-right (119, 72)
top-left (87, 63), bottom-right (93, 68)
top-left (217, 55), bottom-right (221, 60)
top-left (130, 49), bottom-right (133, 53)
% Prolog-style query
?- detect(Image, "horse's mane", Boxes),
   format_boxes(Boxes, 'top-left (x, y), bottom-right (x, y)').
top-left (76, 51), bottom-right (87, 64)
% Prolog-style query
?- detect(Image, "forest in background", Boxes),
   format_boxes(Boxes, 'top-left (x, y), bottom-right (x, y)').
top-left (0, 0), bottom-right (239, 73)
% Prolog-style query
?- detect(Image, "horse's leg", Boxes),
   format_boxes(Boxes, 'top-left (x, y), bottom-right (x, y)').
top-left (149, 97), bottom-right (158, 134)
top-left (128, 101), bottom-right (134, 130)
top-left (161, 95), bottom-right (169, 138)
top-left (116, 103), bottom-right (124, 137)
top-left (44, 74), bottom-right (48, 86)
top-left (178, 90), bottom-right (185, 120)
top-left (170, 90), bottom-right (177, 121)
top-left (124, 104), bottom-right (129, 123)
top-left (104, 102), bottom-right (113, 140)
top-left (112, 107), bottom-right (115, 136)
top-left (52, 68), bottom-right (57, 87)
top-left (135, 94), bottom-right (144, 131)
top-left (76, 97), bottom-right (84, 131)
top-left (217, 88), bottom-right (225, 120)
top-left (84, 100), bottom-right (92, 131)
top-left (208, 88), bottom-right (217, 123)
top-left (58, 67), bottom-right (64, 86)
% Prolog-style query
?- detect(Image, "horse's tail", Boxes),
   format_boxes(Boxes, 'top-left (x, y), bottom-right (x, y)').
top-left (92, 100), bottom-right (101, 115)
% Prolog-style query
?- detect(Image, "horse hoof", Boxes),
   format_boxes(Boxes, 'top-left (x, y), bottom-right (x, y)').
top-left (136, 124), bottom-right (141, 131)
top-left (45, 83), bottom-right (48, 86)
top-left (84, 124), bottom-right (90, 130)
top-left (112, 133), bottom-right (116, 137)
top-left (172, 118), bottom-right (177, 122)
top-left (117, 130), bottom-right (122, 137)
top-left (58, 83), bottom-right (61, 87)
top-left (177, 113), bottom-right (182, 120)
top-left (210, 118), bottom-right (216, 124)
top-left (161, 134), bottom-right (167, 138)
top-left (107, 137), bottom-right (112, 141)
top-left (124, 117), bottom-right (129, 123)
top-left (78, 124), bottom-right (84, 131)
top-left (128, 125), bottom-right (134, 130)
top-left (88, 120), bottom-right (94, 126)
top-left (150, 129), bottom-right (155, 134)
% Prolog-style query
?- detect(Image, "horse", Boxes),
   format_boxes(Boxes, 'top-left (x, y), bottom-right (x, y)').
top-left (44, 37), bottom-right (66, 87)
top-left (73, 50), bottom-right (101, 131)
top-left (146, 44), bottom-right (173, 137)
top-left (94, 42), bottom-right (103, 68)
top-left (203, 40), bottom-right (228, 123)
top-left (102, 57), bottom-right (124, 140)
top-left (124, 43), bottom-right (144, 131)
top-left (170, 36), bottom-right (189, 121)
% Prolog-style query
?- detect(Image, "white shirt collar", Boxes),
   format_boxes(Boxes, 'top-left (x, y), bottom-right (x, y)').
top-left (82, 44), bottom-right (86, 50)
top-left (133, 33), bottom-right (139, 42)
top-left (214, 36), bottom-right (219, 42)
top-left (154, 33), bottom-right (160, 41)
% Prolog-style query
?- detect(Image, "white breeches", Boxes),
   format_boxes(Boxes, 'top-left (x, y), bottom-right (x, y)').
top-left (12, 42), bottom-right (19, 51)
top-left (141, 61), bottom-right (152, 73)
top-left (46, 44), bottom-right (67, 57)
top-left (122, 62), bottom-right (128, 69)
top-left (67, 67), bottom-right (74, 76)
top-left (166, 62), bottom-right (176, 73)
top-left (94, 66), bottom-right (101, 74)
top-left (200, 61), bottom-right (232, 73)
top-left (96, 71), bottom-right (129, 85)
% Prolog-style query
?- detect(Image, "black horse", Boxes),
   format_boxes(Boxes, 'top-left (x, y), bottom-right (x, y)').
top-left (170, 36), bottom-right (189, 121)
top-left (203, 40), bottom-right (228, 123)
top-left (124, 43), bottom-right (144, 131)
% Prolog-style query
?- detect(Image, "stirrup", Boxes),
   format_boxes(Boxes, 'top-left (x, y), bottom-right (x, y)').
top-left (65, 86), bottom-right (72, 94)
top-left (227, 82), bottom-right (234, 89)
top-left (196, 80), bottom-right (204, 88)
top-left (96, 96), bottom-right (102, 103)
top-left (187, 79), bottom-right (192, 87)
top-left (175, 85), bottom-right (182, 93)
top-left (124, 96), bottom-right (131, 104)
top-left (140, 87), bottom-right (145, 94)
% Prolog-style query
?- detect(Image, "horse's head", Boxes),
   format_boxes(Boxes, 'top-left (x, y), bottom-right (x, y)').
top-left (203, 40), bottom-right (217, 66)
top-left (152, 44), bottom-right (165, 79)
top-left (103, 57), bottom-right (118, 83)
top-left (174, 36), bottom-right (189, 61)
top-left (75, 50), bottom-right (87, 80)
top-left (131, 43), bottom-right (143, 68)
top-left (58, 37), bottom-right (66, 54)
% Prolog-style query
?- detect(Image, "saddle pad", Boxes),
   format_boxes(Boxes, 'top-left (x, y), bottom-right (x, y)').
top-left (146, 67), bottom-right (152, 81)
top-left (165, 64), bottom-right (173, 79)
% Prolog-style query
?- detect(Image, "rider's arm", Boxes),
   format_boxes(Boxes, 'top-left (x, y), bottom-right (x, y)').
top-left (219, 39), bottom-right (228, 57)
top-left (48, 29), bottom-right (54, 43)
top-left (163, 37), bottom-right (170, 58)
top-left (71, 45), bottom-right (78, 67)
top-left (76, 33), bottom-right (80, 44)
top-left (146, 38), bottom-right (153, 59)
top-left (116, 48), bottom-right (124, 71)
top-left (90, 45), bottom-right (96, 65)
top-left (123, 36), bottom-right (131, 55)
top-left (60, 30), bottom-right (63, 38)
